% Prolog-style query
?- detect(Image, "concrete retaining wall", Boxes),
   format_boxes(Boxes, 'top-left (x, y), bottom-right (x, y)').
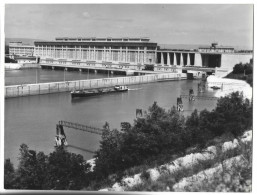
top-left (5, 73), bottom-right (187, 98)
top-left (221, 53), bottom-right (252, 70)
top-left (5, 63), bottom-right (39, 70)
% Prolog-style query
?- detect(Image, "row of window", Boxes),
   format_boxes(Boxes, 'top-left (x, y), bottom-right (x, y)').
top-left (42, 52), bottom-right (155, 63)
top-left (35, 46), bottom-right (155, 50)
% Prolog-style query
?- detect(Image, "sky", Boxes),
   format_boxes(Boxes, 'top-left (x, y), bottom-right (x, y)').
top-left (4, 4), bottom-right (254, 48)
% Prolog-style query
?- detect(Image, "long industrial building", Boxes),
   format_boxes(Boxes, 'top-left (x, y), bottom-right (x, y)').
top-left (9, 38), bottom-right (253, 73)
top-left (34, 37), bottom-right (157, 65)
top-left (8, 42), bottom-right (34, 56)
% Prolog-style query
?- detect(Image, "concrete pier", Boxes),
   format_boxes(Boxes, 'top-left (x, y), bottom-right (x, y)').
top-left (5, 72), bottom-right (187, 98)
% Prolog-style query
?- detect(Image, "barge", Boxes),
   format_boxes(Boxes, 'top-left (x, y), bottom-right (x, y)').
top-left (71, 85), bottom-right (128, 98)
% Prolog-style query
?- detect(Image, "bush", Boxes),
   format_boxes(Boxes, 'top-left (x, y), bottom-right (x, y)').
top-left (140, 170), bottom-right (151, 181)
top-left (233, 63), bottom-right (244, 74)
top-left (5, 57), bottom-right (17, 63)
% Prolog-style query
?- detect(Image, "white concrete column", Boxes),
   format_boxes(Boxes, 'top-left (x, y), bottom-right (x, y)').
top-left (103, 47), bottom-right (106, 61)
top-left (88, 46), bottom-right (91, 60)
top-left (161, 52), bottom-right (164, 66)
top-left (167, 52), bottom-right (171, 65)
top-left (180, 53), bottom-right (184, 66)
top-left (144, 47), bottom-right (147, 64)
top-left (110, 47), bottom-right (113, 61)
top-left (136, 47), bottom-right (140, 63)
top-left (187, 53), bottom-right (190, 65)
top-left (119, 47), bottom-right (122, 61)
top-left (80, 46), bottom-right (82, 60)
top-left (81, 47), bottom-right (83, 60)
top-left (94, 46), bottom-right (96, 60)
top-left (174, 53), bottom-right (177, 65)
top-left (126, 47), bottom-right (128, 62)
top-left (195, 53), bottom-right (202, 66)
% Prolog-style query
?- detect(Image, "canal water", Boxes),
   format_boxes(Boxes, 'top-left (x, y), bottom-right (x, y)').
top-left (5, 68), bottom-right (119, 86)
top-left (5, 70), bottom-right (218, 167)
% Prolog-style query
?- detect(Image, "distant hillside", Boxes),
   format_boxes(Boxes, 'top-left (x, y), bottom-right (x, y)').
top-left (5, 38), bottom-right (50, 46)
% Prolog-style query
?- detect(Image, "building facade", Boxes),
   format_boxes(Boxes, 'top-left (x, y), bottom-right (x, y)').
top-left (9, 42), bottom-right (34, 56)
top-left (156, 43), bottom-right (252, 70)
top-left (34, 37), bottom-right (158, 65)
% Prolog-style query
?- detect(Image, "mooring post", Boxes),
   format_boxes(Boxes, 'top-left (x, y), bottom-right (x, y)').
top-left (136, 109), bottom-right (143, 118)
top-left (198, 82), bottom-right (204, 93)
top-left (189, 89), bottom-right (195, 101)
top-left (177, 97), bottom-right (184, 111)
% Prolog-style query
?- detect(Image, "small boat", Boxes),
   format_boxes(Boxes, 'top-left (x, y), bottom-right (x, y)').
top-left (71, 85), bottom-right (128, 98)
top-left (210, 86), bottom-right (221, 90)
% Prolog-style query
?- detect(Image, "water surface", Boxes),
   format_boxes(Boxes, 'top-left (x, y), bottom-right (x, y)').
top-left (5, 78), bottom-right (218, 167)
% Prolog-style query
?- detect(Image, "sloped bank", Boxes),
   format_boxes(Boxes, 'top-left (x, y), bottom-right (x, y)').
top-left (99, 130), bottom-right (252, 192)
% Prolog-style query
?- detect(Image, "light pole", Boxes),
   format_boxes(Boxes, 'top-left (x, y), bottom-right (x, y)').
top-left (87, 68), bottom-right (89, 80)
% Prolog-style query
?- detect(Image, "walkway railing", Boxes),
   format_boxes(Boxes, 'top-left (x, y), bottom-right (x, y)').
top-left (58, 120), bottom-right (103, 135)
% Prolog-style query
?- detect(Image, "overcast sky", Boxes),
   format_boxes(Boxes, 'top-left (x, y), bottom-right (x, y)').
top-left (5, 4), bottom-right (253, 48)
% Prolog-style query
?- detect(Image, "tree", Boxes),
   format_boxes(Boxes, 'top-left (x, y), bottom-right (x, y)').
top-left (207, 92), bottom-right (252, 136)
top-left (5, 57), bottom-right (17, 63)
top-left (244, 63), bottom-right (253, 75)
top-left (4, 159), bottom-right (15, 189)
top-left (233, 63), bottom-right (244, 74)
top-left (8, 144), bottom-right (90, 190)
top-left (14, 144), bottom-right (49, 189)
top-left (44, 146), bottom-right (90, 190)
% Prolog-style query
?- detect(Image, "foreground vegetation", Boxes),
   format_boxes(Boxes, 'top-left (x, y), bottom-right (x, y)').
top-left (5, 92), bottom-right (252, 191)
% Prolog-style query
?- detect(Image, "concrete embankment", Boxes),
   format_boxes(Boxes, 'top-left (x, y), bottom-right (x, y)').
top-left (5, 63), bottom-right (39, 70)
top-left (5, 72), bottom-right (187, 98)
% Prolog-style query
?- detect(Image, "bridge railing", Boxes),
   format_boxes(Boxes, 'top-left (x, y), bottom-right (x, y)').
top-left (59, 120), bottom-right (103, 135)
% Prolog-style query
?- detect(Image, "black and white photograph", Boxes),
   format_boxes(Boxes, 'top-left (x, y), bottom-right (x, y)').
top-left (1, 1), bottom-right (254, 193)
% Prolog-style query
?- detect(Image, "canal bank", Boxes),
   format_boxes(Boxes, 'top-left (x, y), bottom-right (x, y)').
top-left (5, 72), bottom-right (187, 98)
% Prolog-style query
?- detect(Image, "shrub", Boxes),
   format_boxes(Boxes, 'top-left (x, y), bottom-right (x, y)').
top-left (233, 63), bottom-right (244, 74)
top-left (140, 170), bottom-right (151, 181)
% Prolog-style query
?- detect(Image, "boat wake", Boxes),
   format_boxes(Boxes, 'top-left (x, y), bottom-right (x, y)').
top-left (128, 88), bottom-right (143, 91)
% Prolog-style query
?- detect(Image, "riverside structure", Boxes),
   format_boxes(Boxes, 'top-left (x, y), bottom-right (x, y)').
top-left (6, 37), bottom-right (252, 77)
top-left (31, 38), bottom-right (252, 73)
top-left (34, 37), bottom-right (157, 65)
